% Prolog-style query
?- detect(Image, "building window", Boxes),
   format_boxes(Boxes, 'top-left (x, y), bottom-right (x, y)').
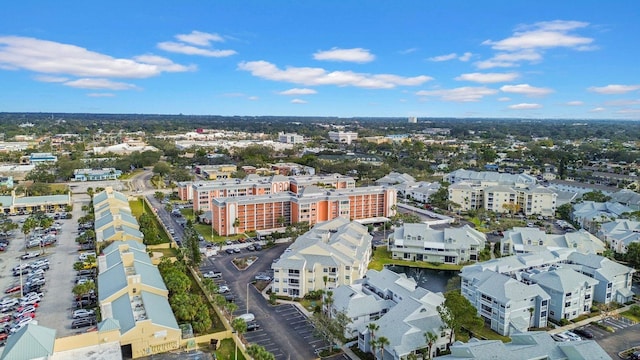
top-left (541, 300), bottom-right (548, 306)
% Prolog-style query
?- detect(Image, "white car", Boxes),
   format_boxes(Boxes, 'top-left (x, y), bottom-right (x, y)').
top-left (254, 274), bottom-right (272, 281)
top-left (203, 271), bottom-right (222, 279)
top-left (10, 317), bottom-right (32, 333)
top-left (218, 285), bottom-right (230, 293)
top-left (72, 309), bottom-right (95, 319)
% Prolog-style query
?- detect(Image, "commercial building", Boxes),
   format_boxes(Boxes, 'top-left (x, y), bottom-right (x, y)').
top-left (500, 227), bottom-right (606, 256)
top-left (434, 332), bottom-right (611, 360)
top-left (194, 164), bottom-right (237, 180)
top-left (388, 224), bottom-right (486, 265)
top-left (278, 132), bottom-right (304, 144)
top-left (271, 218), bottom-right (372, 298)
top-left (98, 241), bottom-right (181, 358)
top-left (328, 131), bottom-right (358, 144)
top-left (93, 187), bottom-right (143, 243)
top-left (73, 168), bottom-right (123, 182)
top-left (0, 191), bottom-right (71, 215)
top-left (29, 152), bottom-right (58, 164)
top-left (331, 269), bottom-right (449, 360)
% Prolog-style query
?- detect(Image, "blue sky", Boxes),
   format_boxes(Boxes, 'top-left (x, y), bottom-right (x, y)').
top-left (1, 1), bottom-right (639, 119)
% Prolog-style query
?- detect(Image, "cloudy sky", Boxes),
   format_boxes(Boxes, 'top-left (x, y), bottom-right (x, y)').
top-left (1, 1), bottom-right (639, 119)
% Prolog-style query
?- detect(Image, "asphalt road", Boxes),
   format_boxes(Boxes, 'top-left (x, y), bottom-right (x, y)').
top-left (203, 244), bottom-right (323, 360)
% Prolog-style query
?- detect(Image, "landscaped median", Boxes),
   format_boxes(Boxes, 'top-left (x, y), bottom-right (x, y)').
top-left (368, 247), bottom-right (463, 271)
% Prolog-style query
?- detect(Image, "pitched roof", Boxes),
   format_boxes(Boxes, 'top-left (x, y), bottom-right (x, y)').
top-left (0, 323), bottom-right (56, 360)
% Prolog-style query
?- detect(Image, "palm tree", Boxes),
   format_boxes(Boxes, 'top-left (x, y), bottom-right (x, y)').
top-left (231, 317), bottom-right (247, 360)
top-left (528, 307), bottom-right (535, 330)
top-left (367, 322), bottom-right (379, 342)
top-left (423, 331), bottom-right (438, 359)
top-left (225, 302), bottom-right (238, 321)
top-left (324, 290), bottom-right (334, 319)
top-left (370, 338), bottom-right (378, 358)
top-left (377, 336), bottom-right (390, 360)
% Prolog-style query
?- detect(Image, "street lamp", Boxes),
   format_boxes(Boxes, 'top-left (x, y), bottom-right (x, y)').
top-left (246, 282), bottom-right (250, 314)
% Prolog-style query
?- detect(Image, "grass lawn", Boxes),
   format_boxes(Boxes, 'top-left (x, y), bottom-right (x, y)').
top-left (620, 309), bottom-right (640, 323)
top-left (368, 247), bottom-right (462, 271)
top-left (50, 183), bottom-right (69, 193)
top-left (118, 169), bottom-right (142, 180)
top-left (213, 338), bottom-right (245, 360)
top-left (129, 198), bottom-right (171, 243)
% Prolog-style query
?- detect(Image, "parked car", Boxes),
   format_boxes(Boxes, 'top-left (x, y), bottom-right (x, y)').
top-left (225, 248), bottom-right (234, 255)
top-left (246, 245), bottom-right (255, 251)
top-left (218, 285), bottom-right (230, 294)
top-left (203, 271), bottom-right (222, 279)
top-left (237, 313), bottom-right (255, 323)
top-left (0, 315), bottom-right (11, 324)
top-left (71, 317), bottom-right (96, 329)
top-left (13, 305), bottom-right (37, 319)
top-left (246, 321), bottom-right (261, 331)
top-left (21, 252), bottom-right (40, 260)
top-left (4, 285), bottom-right (21, 294)
top-left (563, 331), bottom-right (582, 341)
top-left (254, 244), bottom-right (262, 251)
top-left (72, 309), bottom-right (95, 319)
top-left (572, 327), bottom-right (594, 339)
top-left (254, 273), bottom-right (272, 281)
top-left (9, 317), bottom-right (32, 333)
top-left (233, 248), bottom-right (241, 253)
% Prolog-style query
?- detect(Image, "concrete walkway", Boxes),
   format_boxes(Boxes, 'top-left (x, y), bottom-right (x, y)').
top-left (549, 303), bottom-right (637, 334)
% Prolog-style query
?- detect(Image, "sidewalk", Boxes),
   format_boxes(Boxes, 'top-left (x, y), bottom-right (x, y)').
top-left (549, 303), bottom-right (636, 334)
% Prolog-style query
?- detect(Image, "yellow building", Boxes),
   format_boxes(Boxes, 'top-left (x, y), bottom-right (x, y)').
top-left (195, 164), bottom-right (237, 180)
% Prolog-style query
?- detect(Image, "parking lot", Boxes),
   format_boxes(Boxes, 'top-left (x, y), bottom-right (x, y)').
top-left (0, 194), bottom-right (92, 342)
top-left (197, 243), bottom-right (328, 360)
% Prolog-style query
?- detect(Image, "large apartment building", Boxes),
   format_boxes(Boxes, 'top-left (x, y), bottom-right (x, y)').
top-left (460, 249), bottom-right (635, 335)
top-left (271, 218), bottom-right (372, 298)
top-left (388, 224), bottom-right (486, 265)
top-left (446, 170), bottom-right (557, 216)
top-left (500, 227), bottom-right (606, 256)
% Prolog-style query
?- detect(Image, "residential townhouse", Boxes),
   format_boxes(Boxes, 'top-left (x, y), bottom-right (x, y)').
top-left (388, 224), bottom-right (486, 265)
top-left (332, 268), bottom-right (449, 360)
top-left (564, 252), bottom-right (635, 304)
top-left (271, 218), bottom-right (372, 298)
top-left (500, 227), bottom-right (606, 256)
top-left (460, 269), bottom-right (550, 336)
top-left (598, 219), bottom-right (640, 254)
top-left (434, 332), bottom-right (611, 360)
top-left (571, 201), bottom-right (632, 233)
top-left (444, 169), bottom-right (537, 186)
top-left (525, 267), bottom-right (598, 322)
top-left (609, 189), bottom-right (640, 211)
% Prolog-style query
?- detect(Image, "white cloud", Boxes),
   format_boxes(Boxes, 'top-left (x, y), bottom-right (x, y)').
top-left (565, 100), bottom-right (584, 106)
top-left (291, 99), bottom-right (307, 104)
top-left (313, 48), bottom-right (375, 63)
top-left (248, 96), bottom-right (259, 101)
top-left (483, 20), bottom-right (593, 51)
top-left (175, 31), bottom-right (224, 46)
top-left (278, 88), bottom-right (317, 96)
top-left (427, 52), bottom-right (472, 62)
top-left (497, 97), bottom-right (511, 102)
top-left (455, 72), bottom-right (519, 83)
top-left (416, 87), bottom-right (497, 102)
top-left (500, 84), bottom-right (553, 97)
top-left (588, 84), bottom-right (640, 95)
top-left (616, 109), bottom-right (640, 114)
top-left (238, 60), bottom-right (432, 89)
top-left (63, 78), bottom-right (138, 90)
top-left (33, 75), bottom-right (68, 83)
top-left (604, 99), bottom-right (640, 106)
top-left (508, 103), bottom-right (542, 110)
top-left (590, 107), bottom-right (605, 112)
top-left (0, 36), bottom-right (192, 78)
top-left (428, 53), bottom-right (457, 62)
top-left (157, 42), bottom-right (236, 57)
top-left (477, 21), bottom-right (593, 69)
top-left (399, 48), bottom-right (418, 55)
top-left (459, 52), bottom-right (473, 62)
top-left (87, 93), bottom-right (115, 97)
top-left (475, 50), bottom-right (542, 69)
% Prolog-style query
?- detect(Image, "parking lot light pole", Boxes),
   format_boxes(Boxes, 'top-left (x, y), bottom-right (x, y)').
top-left (246, 282), bottom-right (250, 314)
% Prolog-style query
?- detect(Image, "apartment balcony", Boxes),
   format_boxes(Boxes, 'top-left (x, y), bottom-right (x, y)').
top-left (287, 272), bottom-right (300, 278)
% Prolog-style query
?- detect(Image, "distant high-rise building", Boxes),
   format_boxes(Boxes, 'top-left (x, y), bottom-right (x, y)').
top-left (408, 116), bottom-right (417, 123)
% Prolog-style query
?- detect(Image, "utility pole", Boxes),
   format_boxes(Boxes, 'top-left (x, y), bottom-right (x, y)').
top-left (246, 282), bottom-right (250, 314)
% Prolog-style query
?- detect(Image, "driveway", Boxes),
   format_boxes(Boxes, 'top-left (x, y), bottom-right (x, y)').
top-left (206, 244), bottom-right (326, 360)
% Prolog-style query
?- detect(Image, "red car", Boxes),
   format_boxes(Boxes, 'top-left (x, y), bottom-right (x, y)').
top-left (4, 285), bottom-right (21, 294)
top-left (0, 315), bottom-right (11, 324)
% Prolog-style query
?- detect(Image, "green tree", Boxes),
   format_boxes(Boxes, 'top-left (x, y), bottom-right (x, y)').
top-left (154, 191), bottom-right (165, 201)
top-left (246, 344), bottom-right (276, 360)
top-left (377, 336), bottom-right (390, 359)
top-left (581, 191), bottom-right (611, 203)
top-left (437, 291), bottom-right (483, 349)
top-left (153, 161), bottom-right (172, 179)
top-left (231, 317), bottom-right (247, 360)
top-left (625, 242), bottom-right (640, 268)
top-left (423, 331), bottom-right (438, 360)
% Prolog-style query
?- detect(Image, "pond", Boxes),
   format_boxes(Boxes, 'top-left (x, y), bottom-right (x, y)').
top-left (386, 265), bottom-right (460, 293)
